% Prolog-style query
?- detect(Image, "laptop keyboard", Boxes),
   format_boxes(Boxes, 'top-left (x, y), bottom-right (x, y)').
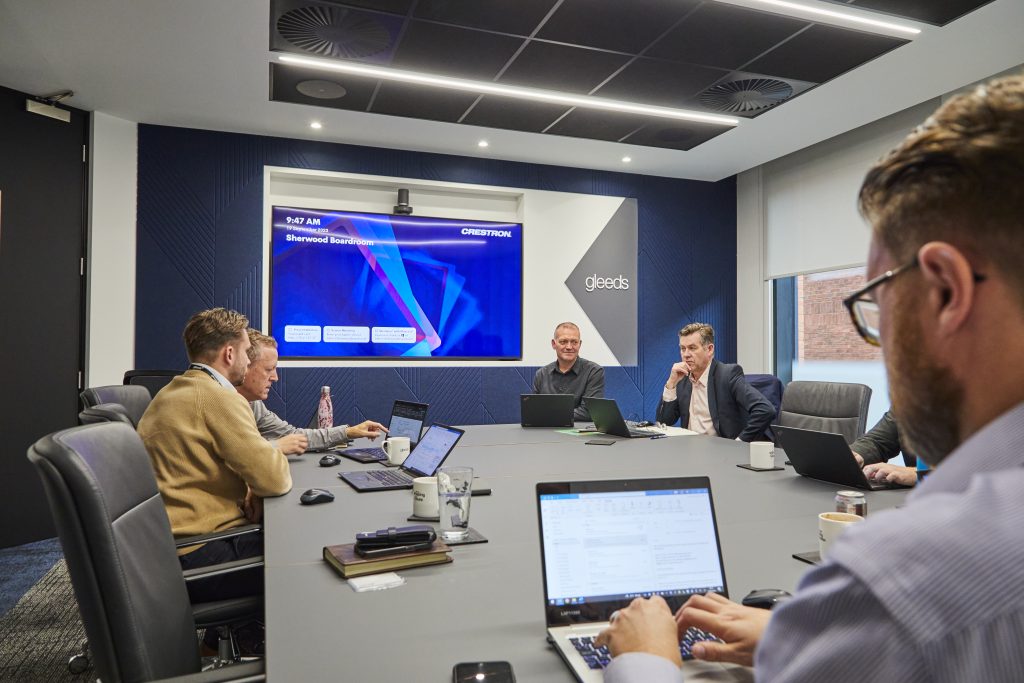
top-left (569, 627), bottom-right (720, 669)
top-left (366, 469), bottom-right (412, 486)
top-left (345, 447), bottom-right (387, 461)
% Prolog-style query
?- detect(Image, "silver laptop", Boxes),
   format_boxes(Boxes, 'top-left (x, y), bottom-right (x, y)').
top-left (339, 400), bottom-right (429, 463)
top-left (536, 477), bottom-right (728, 681)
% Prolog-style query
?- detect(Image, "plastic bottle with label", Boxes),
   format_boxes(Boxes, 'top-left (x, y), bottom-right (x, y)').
top-left (318, 386), bottom-right (333, 429)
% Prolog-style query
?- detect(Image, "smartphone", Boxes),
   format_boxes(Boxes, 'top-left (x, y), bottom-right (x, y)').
top-left (453, 661), bottom-right (515, 682)
top-left (354, 540), bottom-right (433, 558)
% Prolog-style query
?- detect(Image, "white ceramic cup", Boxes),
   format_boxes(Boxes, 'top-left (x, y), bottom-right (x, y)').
top-left (750, 441), bottom-right (775, 469)
top-left (382, 436), bottom-right (411, 465)
top-left (412, 476), bottom-right (438, 518)
top-left (818, 511), bottom-right (864, 559)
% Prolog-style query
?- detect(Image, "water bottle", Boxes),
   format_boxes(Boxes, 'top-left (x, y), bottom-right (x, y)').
top-left (318, 386), bottom-right (333, 429)
top-left (915, 455), bottom-right (930, 483)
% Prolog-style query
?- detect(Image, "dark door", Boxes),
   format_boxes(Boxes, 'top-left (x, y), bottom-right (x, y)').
top-left (0, 84), bottom-right (88, 547)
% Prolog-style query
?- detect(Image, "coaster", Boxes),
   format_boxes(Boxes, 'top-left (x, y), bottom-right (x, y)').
top-left (736, 464), bottom-right (785, 472)
top-left (407, 513), bottom-right (440, 523)
top-left (440, 527), bottom-right (488, 546)
top-left (792, 551), bottom-right (821, 566)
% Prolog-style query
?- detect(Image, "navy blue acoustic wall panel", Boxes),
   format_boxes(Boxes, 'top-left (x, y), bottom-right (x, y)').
top-left (136, 125), bottom-right (736, 425)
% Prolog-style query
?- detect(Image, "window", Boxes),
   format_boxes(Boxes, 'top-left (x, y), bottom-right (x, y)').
top-left (774, 266), bottom-right (890, 432)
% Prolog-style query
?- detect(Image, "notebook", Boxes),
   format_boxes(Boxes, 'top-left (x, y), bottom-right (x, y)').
top-left (338, 423), bottom-right (464, 492)
top-left (586, 398), bottom-right (660, 438)
top-left (521, 394), bottom-right (575, 428)
top-left (776, 425), bottom-right (904, 491)
top-left (339, 400), bottom-right (429, 463)
top-left (537, 477), bottom-right (728, 681)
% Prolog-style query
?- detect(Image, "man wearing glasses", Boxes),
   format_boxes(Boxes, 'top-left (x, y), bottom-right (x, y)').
top-left (596, 74), bottom-right (1024, 681)
top-left (533, 321), bottom-right (605, 421)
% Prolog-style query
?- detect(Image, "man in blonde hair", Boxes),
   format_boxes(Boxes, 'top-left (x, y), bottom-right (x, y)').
top-left (138, 308), bottom-right (291, 604)
top-left (238, 329), bottom-right (387, 451)
top-left (597, 74), bottom-right (1024, 682)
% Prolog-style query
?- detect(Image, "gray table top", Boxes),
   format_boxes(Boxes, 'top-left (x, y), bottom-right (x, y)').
top-left (266, 424), bottom-right (909, 682)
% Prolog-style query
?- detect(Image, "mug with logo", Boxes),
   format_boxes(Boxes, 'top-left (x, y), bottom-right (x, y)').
top-left (382, 436), bottom-right (411, 466)
top-left (749, 441), bottom-right (775, 469)
top-left (818, 511), bottom-right (864, 559)
top-left (412, 476), bottom-right (438, 518)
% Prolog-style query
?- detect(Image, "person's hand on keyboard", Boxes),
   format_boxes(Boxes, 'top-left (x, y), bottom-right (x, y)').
top-left (675, 592), bottom-right (770, 667)
top-left (595, 596), bottom-right (682, 667)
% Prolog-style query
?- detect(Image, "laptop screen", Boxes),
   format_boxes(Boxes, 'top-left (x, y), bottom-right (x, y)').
top-left (402, 423), bottom-right (464, 476)
top-left (389, 400), bottom-right (428, 445)
top-left (537, 477), bottom-right (727, 626)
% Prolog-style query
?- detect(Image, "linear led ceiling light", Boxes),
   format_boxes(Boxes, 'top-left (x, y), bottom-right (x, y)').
top-left (712, 0), bottom-right (921, 38)
top-left (277, 54), bottom-right (740, 127)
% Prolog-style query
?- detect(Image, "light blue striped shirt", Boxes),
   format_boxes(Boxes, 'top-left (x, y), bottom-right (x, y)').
top-left (606, 401), bottom-right (1024, 683)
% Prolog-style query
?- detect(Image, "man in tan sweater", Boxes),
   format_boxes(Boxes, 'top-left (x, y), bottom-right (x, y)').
top-left (138, 308), bottom-right (291, 604)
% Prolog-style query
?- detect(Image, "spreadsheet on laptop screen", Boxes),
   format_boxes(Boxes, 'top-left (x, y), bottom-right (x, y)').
top-left (539, 489), bottom-right (725, 605)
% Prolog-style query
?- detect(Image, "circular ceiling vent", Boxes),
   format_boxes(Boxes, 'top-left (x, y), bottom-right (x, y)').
top-left (698, 78), bottom-right (794, 114)
top-left (277, 6), bottom-right (393, 59)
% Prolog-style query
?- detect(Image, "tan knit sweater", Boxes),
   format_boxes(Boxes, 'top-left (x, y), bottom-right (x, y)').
top-left (138, 369), bottom-right (292, 552)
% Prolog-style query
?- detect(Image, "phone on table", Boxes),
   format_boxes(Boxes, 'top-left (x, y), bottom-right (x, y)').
top-left (453, 661), bottom-right (515, 682)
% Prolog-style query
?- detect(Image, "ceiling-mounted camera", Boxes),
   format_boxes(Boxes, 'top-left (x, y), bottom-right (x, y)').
top-left (393, 188), bottom-right (413, 215)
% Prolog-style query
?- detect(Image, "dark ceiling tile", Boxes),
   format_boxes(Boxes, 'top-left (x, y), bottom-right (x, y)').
top-left (594, 58), bottom-right (727, 107)
top-left (845, 0), bottom-right (995, 26)
top-left (271, 1), bottom-right (405, 62)
top-left (462, 96), bottom-right (571, 133)
top-left (498, 42), bottom-right (632, 94)
top-left (270, 63), bottom-right (378, 112)
top-left (390, 20), bottom-right (524, 80)
top-left (414, 0), bottom-right (559, 36)
top-left (536, 0), bottom-right (700, 55)
top-left (622, 121), bottom-right (730, 151)
top-left (370, 81), bottom-right (480, 123)
top-left (745, 24), bottom-right (907, 84)
top-left (317, 0), bottom-right (414, 15)
top-left (546, 108), bottom-right (649, 143)
top-left (647, 3), bottom-right (809, 71)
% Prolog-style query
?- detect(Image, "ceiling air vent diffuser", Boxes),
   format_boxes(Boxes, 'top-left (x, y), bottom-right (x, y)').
top-left (277, 5), bottom-right (394, 59)
top-left (698, 78), bottom-right (794, 114)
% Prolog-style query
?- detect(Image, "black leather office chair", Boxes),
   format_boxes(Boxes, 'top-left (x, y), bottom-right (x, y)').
top-left (27, 423), bottom-right (264, 682)
top-left (774, 380), bottom-right (872, 444)
top-left (123, 369), bottom-right (183, 398)
top-left (79, 402), bottom-right (135, 426)
top-left (79, 385), bottom-right (152, 427)
top-left (745, 374), bottom-right (784, 440)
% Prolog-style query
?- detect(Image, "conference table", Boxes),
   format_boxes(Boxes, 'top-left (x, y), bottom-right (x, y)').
top-left (263, 425), bottom-right (910, 682)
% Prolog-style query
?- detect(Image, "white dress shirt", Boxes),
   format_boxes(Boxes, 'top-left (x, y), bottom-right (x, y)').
top-left (662, 367), bottom-right (717, 436)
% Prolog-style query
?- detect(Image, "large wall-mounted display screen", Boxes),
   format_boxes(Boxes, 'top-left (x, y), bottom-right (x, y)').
top-left (270, 206), bottom-right (523, 360)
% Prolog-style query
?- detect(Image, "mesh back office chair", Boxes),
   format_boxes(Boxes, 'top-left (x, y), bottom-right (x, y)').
top-left (745, 374), bottom-right (784, 440)
top-left (123, 369), bottom-right (183, 399)
top-left (79, 385), bottom-right (152, 427)
top-left (775, 380), bottom-right (872, 444)
top-left (27, 423), bottom-right (264, 682)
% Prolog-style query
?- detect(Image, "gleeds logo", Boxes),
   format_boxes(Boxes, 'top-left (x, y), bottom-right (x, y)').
top-left (584, 274), bottom-right (630, 293)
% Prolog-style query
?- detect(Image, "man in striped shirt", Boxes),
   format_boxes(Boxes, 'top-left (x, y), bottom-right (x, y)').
top-left (597, 74), bottom-right (1024, 682)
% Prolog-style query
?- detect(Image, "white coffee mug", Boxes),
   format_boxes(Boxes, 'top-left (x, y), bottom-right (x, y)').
top-left (382, 436), bottom-right (411, 465)
top-left (412, 476), bottom-right (438, 518)
top-left (750, 441), bottom-right (775, 469)
top-left (818, 511), bottom-right (864, 559)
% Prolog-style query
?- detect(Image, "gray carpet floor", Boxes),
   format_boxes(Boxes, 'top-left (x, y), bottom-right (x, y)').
top-left (0, 560), bottom-right (96, 682)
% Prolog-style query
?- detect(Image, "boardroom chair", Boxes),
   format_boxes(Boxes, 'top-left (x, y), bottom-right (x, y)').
top-left (79, 384), bottom-right (152, 427)
top-left (79, 402), bottom-right (135, 426)
top-left (774, 380), bottom-right (872, 444)
top-left (27, 422), bottom-right (265, 682)
top-left (123, 369), bottom-right (183, 398)
top-left (745, 374), bottom-right (785, 440)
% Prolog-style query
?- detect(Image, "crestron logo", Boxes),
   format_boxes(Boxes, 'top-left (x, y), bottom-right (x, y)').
top-left (584, 274), bottom-right (630, 292)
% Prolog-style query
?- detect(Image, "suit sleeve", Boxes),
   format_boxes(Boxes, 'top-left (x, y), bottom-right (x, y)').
top-left (575, 364), bottom-right (606, 420)
top-left (729, 365), bottom-right (775, 442)
top-left (656, 396), bottom-right (681, 426)
top-left (207, 393), bottom-right (292, 497)
top-left (850, 411), bottom-right (901, 465)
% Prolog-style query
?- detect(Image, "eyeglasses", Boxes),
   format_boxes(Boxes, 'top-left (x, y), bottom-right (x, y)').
top-left (843, 257), bottom-right (986, 346)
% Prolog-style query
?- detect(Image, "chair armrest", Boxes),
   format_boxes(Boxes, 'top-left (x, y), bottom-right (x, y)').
top-left (175, 523), bottom-right (262, 549)
top-left (152, 659), bottom-right (264, 682)
top-left (182, 556), bottom-right (264, 583)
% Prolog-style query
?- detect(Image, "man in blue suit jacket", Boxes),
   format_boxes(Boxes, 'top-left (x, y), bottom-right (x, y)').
top-left (655, 323), bottom-right (774, 442)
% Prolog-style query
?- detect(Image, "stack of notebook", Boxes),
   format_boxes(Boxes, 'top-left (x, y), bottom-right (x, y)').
top-left (322, 540), bottom-right (453, 578)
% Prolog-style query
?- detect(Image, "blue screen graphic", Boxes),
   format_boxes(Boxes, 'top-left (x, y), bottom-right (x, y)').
top-left (270, 206), bottom-right (523, 359)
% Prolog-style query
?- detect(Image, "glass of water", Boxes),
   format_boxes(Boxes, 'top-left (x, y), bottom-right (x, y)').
top-left (437, 466), bottom-right (473, 541)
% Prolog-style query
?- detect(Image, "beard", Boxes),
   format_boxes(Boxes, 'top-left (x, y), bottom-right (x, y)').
top-left (885, 296), bottom-right (964, 468)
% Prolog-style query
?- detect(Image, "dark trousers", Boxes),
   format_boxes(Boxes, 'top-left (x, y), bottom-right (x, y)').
top-left (179, 532), bottom-right (264, 604)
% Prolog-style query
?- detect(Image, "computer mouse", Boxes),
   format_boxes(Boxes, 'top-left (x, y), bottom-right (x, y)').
top-left (299, 488), bottom-right (335, 505)
top-left (319, 454), bottom-right (340, 467)
top-left (741, 588), bottom-right (792, 610)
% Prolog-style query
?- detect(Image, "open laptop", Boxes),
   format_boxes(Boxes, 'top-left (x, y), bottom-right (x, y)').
top-left (521, 394), bottom-right (575, 428)
top-left (536, 477), bottom-right (729, 682)
top-left (338, 423), bottom-right (464, 492)
top-left (339, 400), bottom-right (429, 463)
top-left (586, 397), bottom-right (660, 438)
top-left (776, 425), bottom-right (904, 491)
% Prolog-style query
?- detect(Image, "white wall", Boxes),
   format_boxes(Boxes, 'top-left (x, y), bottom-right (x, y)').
top-left (85, 112), bottom-right (137, 386)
